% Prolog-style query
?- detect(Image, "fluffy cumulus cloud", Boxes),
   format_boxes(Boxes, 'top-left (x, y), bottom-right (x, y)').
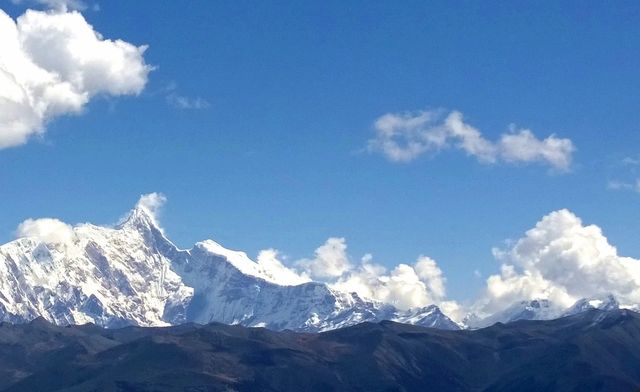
top-left (0, 8), bottom-right (151, 149)
top-left (331, 255), bottom-right (449, 310)
top-left (166, 94), bottom-right (210, 110)
top-left (477, 209), bottom-right (640, 315)
top-left (15, 217), bottom-right (76, 244)
top-left (292, 238), bottom-right (454, 312)
top-left (253, 237), bottom-right (456, 315)
top-left (297, 237), bottom-right (352, 279)
top-left (367, 110), bottom-right (575, 171)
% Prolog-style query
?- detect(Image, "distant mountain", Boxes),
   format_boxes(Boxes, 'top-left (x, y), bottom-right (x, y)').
top-left (467, 299), bottom-right (562, 328)
top-left (466, 294), bottom-right (632, 329)
top-left (563, 294), bottom-right (620, 316)
top-left (0, 202), bottom-right (458, 331)
top-left (1, 309), bottom-right (639, 391)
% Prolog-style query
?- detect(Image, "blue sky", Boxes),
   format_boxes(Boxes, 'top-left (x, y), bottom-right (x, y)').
top-left (1, 0), bottom-right (639, 303)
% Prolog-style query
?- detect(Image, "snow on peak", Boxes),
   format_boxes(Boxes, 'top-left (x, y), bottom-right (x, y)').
top-left (117, 193), bottom-right (167, 234)
top-left (0, 195), bottom-right (460, 332)
top-left (193, 240), bottom-right (311, 286)
top-left (564, 294), bottom-right (620, 316)
top-left (195, 240), bottom-right (269, 280)
top-left (118, 204), bottom-right (158, 231)
top-left (468, 298), bottom-right (562, 328)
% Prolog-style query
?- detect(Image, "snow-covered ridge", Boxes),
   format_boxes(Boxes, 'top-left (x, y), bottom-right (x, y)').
top-left (0, 203), bottom-right (459, 331)
top-left (1, 200), bottom-right (627, 332)
top-left (465, 294), bottom-right (636, 329)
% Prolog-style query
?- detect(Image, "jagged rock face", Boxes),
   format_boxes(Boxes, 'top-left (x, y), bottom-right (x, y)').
top-left (0, 206), bottom-right (460, 331)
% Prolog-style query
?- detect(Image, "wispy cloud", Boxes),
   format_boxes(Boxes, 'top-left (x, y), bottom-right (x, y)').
top-left (608, 179), bottom-right (640, 193)
top-left (10, 0), bottom-right (92, 12)
top-left (166, 93), bottom-right (210, 110)
top-left (623, 156), bottom-right (640, 166)
top-left (163, 83), bottom-right (210, 110)
top-left (367, 109), bottom-right (575, 172)
top-left (263, 237), bottom-right (459, 318)
top-left (607, 156), bottom-right (640, 194)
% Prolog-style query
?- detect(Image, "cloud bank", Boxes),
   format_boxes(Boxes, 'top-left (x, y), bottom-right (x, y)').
top-left (284, 238), bottom-right (455, 314)
top-left (0, 8), bottom-right (151, 149)
top-left (265, 209), bottom-right (640, 322)
top-left (368, 110), bottom-right (575, 171)
top-left (331, 255), bottom-right (448, 310)
top-left (477, 209), bottom-right (640, 315)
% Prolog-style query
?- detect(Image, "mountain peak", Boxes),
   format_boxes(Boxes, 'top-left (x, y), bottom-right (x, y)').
top-left (117, 205), bottom-right (159, 232)
top-left (116, 192), bottom-right (167, 233)
top-left (0, 193), bottom-right (461, 332)
top-left (468, 298), bottom-right (561, 329)
top-left (564, 294), bottom-right (620, 316)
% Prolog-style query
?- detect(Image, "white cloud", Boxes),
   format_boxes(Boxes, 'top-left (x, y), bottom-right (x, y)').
top-left (16, 217), bottom-right (76, 244)
top-left (255, 249), bottom-right (311, 286)
top-left (268, 238), bottom-right (456, 314)
top-left (0, 8), bottom-right (151, 149)
top-left (499, 128), bottom-right (574, 170)
top-left (367, 109), bottom-right (575, 171)
top-left (296, 246), bottom-right (453, 313)
top-left (477, 209), bottom-right (640, 315)
top-left (414, 256), bottom-right (446, 299)
top-left (297, 237), bottom-right (352, 279)
top-left (331, 255), bottom-right (449, 310)
top-left (136, 192), bottom-right (166, 227)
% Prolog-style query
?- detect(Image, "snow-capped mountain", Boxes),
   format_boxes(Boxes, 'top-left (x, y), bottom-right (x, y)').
top-left (393, 305), bottom-right (460, 329)
top-left (0, 202), bottom-right (459, 331)
top-left (562, 294), bottom-right (620, 316)
top-left (467, 299), bottom-right (562, 329)
top-left (467, 295), bottom-right (630, 329)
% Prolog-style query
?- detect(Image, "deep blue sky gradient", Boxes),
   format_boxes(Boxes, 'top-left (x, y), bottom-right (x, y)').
top-left (1, 0), bottom-right (639, 300)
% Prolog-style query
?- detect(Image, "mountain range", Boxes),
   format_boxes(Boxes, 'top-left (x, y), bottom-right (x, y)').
top-left (0, 202), bottom-right (458, 331)
top-left (0, 309), bottom-right (639, 391)
top-left (0, 200), bottom-right (636, 332)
